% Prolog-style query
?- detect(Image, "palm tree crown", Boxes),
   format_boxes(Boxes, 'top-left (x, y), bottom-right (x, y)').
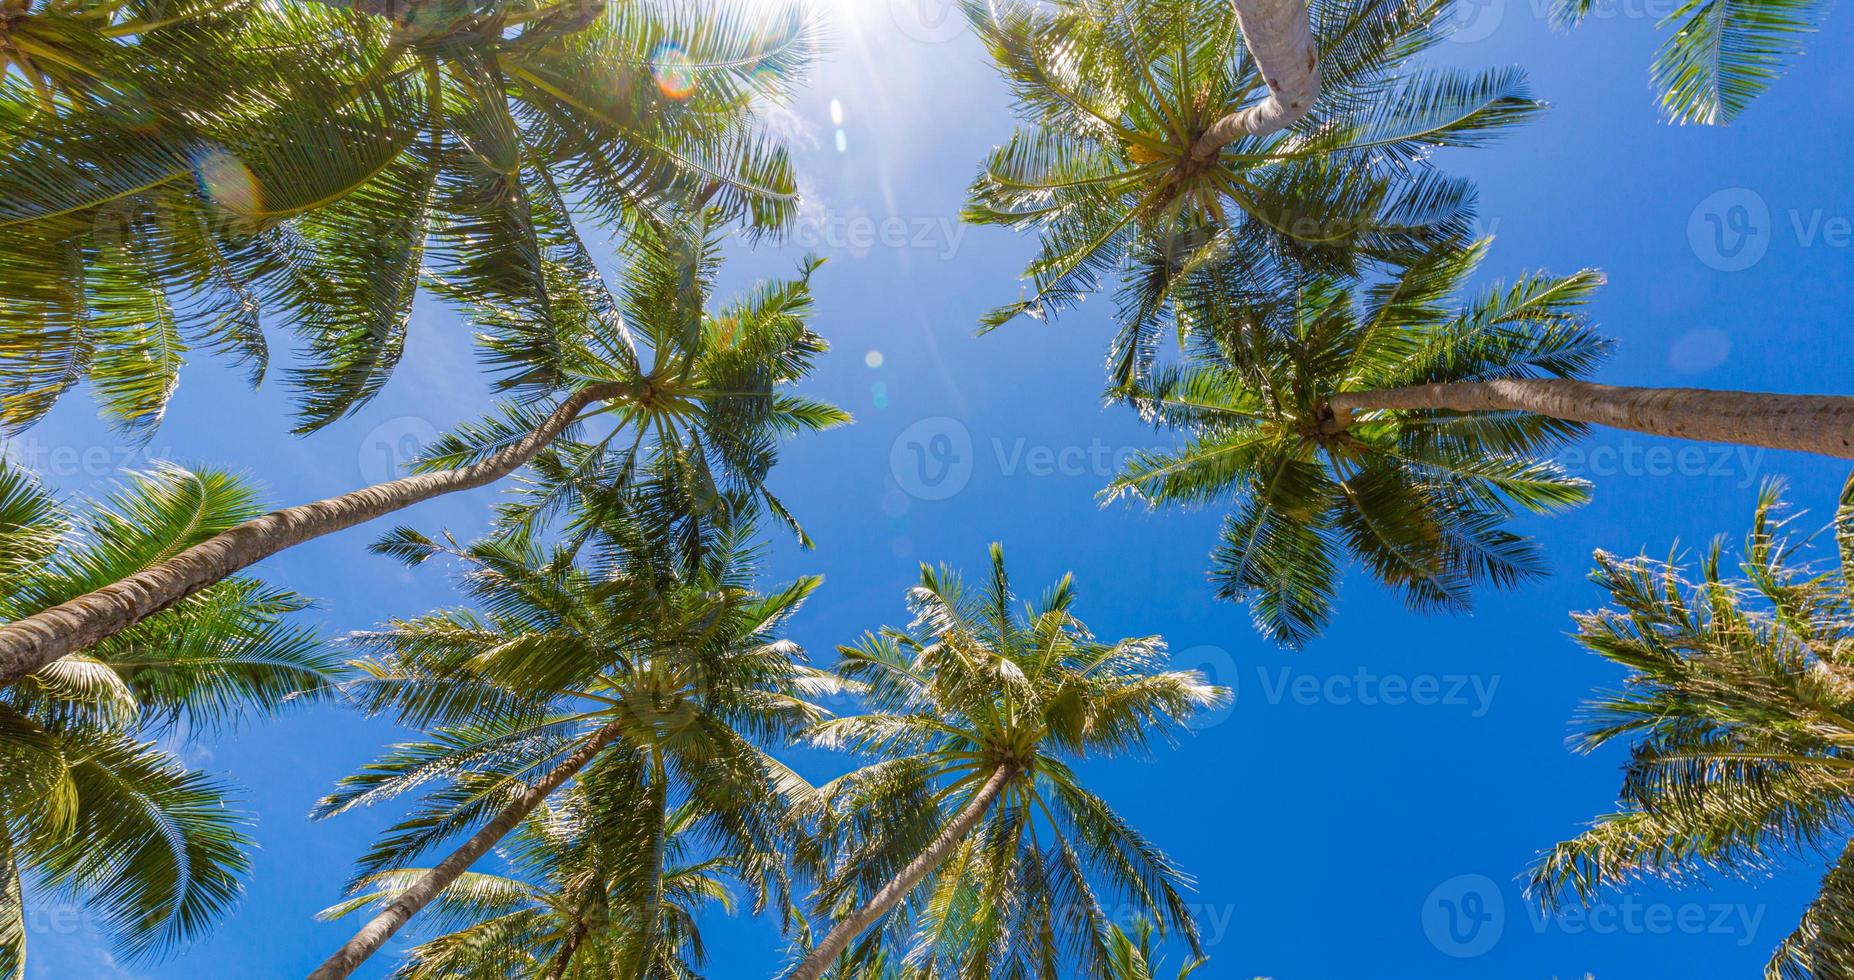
top-left (1532, 479), bottom-right (1854, 980)
top-left (962, 0), bottom-right (1540, 385)
top-left (0, 0), bottom-right (812, 434)
top-left (793, 544), bottom-right (1226, 977)
top-left (406, 215), bottom-right (850, 551)
top-left (313, 503), bottom-right (831, 975)
top-left (1103, 240), bottom-right (1604, 645)
top-left (0, 462), bottom-right (339, 970)
top-left (0, 215), bottom-right (847, 688)
top-left (323, 788), bottom-right (765, 979)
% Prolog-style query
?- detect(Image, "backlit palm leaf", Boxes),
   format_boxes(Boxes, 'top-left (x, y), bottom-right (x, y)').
top-left (793, 544), bottom-right (1226, 976)
top-left (963, 0), bottom-right (1539, 382)
top-left (0, 0), bottom-right (815, 434)
top-left (1104, 240), bottom-right (1601, 645)
top-left (0, 461), bottom-right (335, 966)
top-left (1531, 478), bottom-right (1854, 978)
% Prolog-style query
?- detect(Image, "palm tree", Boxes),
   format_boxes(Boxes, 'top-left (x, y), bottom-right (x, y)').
top-left (0, 461), bottom-right (341, 971)
top-left (0, 0), bottom-right (811, 433)
top-left (308, 505), bottom-right (831, 980)
top-left (1529, 477), bottom-right (1854, 979)
top-left (1104, 240), bottom-right (1854, 646)
top-left (962, 0), bottom-right (1538, 383)
top-left (785, 544), bottom-right (1226, 980)
top-left (322, 789), bottom-right (772, 979)
top-left (0, 220), bottom-right (848, 689)
top-left (1550, 0), bottom-right (1830, 124)
top-left (0, 0), bottom-right (270, 113)
top-left (1104, 918), bottom-right (1210, 980)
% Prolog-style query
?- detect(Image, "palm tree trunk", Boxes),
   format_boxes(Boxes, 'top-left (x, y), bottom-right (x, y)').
top-left (0, 832), bottom-right (24, 978)
top-left (542, 919), bottom-right (590, 980)
top-left (306, 721), bottom-right (626, 980)
top-left (1192, 0), bottom-right (1320, 156)
top-left (786, 765), bottom-right (1015, 980)
top-left (0, 382), bottom-right (626, 689)
top-left (627, 751), bottom-right (670, 976)
top-left (1327, 379), bottom-right (1854, 458)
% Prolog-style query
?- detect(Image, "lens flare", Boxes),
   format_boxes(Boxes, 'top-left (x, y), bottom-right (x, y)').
top-left (651, 42), bottom-right (698, 100)
top-left (193, 149), bottom-right (261, 221)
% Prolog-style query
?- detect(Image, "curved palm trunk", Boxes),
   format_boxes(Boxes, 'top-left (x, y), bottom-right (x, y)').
top-left (786, 765), bottom-right (1015, 980)
top-left (1192, 0), bottom-right (1320, 156)
top-left (306, 722), bottom-right (627, 980)
top-left (1328, 379), bottom-right (1854, 458)
top-left (0, 382), bottom-right (625, 689)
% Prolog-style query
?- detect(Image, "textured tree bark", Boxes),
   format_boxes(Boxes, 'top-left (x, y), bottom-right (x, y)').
top-left (0, 382), bottom-right (627, 689)
top-left (1192, 0), bottom-right (1321, 156)
top-left (0, 834), bottom-right (23, 979)
top-left (786, 765), bottom-right (1015, 980)
top-left (306, 722), bottom-right (627, 980)
top-left (1328, 379), bottom-right (1854, 458)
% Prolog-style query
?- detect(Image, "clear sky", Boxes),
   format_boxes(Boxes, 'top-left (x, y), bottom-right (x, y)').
top-left (13, 0), bottom-right (1854, 976)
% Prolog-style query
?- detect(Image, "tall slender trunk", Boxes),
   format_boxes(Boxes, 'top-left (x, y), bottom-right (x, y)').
top-left (0, 833), bottom-right (23, 978)
top-left (786, 765), bottom-right (1015, 980)
top-left (306, 721), bottom-right (626, 980)
top-left (1327, 379), bottom-right (1854, 459)
top-left (0, 382), bottom-right (626, 689)
top-left (627, 751), bottom-right (670, 977)
top-left (1192, 0), bottom-right (1320, 156)
top-left (542, 919), bottom-right (590, 980)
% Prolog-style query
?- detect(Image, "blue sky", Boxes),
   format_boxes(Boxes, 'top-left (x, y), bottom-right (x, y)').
top-left (13, 0), bottom-right (1854, 976)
